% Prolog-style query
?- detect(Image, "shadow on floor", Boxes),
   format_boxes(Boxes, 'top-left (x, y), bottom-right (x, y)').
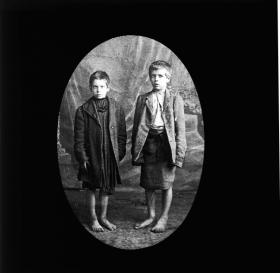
top-left (64, 187), bottom-right (196, 249)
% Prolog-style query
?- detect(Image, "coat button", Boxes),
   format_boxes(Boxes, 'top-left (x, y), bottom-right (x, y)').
top-left (111, 126), bottom-right (114, 128)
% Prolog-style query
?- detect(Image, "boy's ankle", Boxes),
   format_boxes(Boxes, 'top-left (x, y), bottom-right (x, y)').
top-left (148, 215), bottom-right (155, 220)
top-left (159, 215), bottom-right (168, 221)
top-left (91, 218), bottom-right (99, 224)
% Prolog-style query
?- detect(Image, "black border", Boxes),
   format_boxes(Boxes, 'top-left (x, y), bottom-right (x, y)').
top-left (1, 1), bottom-right (279, 272)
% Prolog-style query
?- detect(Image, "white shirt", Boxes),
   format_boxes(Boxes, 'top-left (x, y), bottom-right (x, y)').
top-left (150, 90), bottom-right (165, 129)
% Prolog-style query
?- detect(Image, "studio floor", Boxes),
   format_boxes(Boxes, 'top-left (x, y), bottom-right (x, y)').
top-left (64, 187), bottom-right (197, 249)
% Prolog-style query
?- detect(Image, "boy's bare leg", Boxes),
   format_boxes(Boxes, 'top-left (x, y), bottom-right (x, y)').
top-left (99, 192), bottom-right (117, 231)
top-left (151, 186), bottom-right (172, 233)
top-left (88, 190), bottom-right (104, 232)
top-left (135, 189), bottom-right (156, 229)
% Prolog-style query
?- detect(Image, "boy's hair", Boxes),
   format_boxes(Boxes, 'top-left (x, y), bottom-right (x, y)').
top-left (89, 70), bottom-right (110, 89)
top-left (149, 60), bottom-right (172, 79)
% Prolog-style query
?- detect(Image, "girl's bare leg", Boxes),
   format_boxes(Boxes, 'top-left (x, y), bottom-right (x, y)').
top-left (88, 190), bottom-right (104, 232)
top-left (99, 192), bottom-right (116, 231)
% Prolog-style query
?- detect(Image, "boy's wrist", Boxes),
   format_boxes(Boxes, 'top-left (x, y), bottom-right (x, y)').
top-left (80, 151), bottom-right (89, 162)
top-left (132, 160), bottom-right (142, 166)
top-left (174, 160), bottom-right (183, 168)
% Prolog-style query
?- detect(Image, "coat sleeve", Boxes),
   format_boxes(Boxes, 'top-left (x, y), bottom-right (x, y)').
top-left (74, 107), bottom-right (89, 164)
top-left (173, 94), bottom-right (187, 168)
top-left (118, 105), bottom-right (127, 161)
top-left (131, 95), bottom-right (142, 159)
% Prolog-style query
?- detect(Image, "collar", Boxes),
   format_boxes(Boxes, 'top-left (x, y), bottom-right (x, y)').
top-left (82, 93), bottom-right (115, 124)
top-left (145, 88), bottom-right (171, 112)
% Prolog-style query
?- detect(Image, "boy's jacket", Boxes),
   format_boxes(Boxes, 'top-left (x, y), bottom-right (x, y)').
top-left (74, 95), bottom-right (127, 183)
top-left (131, 88), bottom-right (187, 168)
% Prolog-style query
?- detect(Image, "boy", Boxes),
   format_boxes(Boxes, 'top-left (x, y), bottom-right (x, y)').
top-left (131, 60), bottom-right (186, 233)
top-left (74, 71), bottom-right (127, 232)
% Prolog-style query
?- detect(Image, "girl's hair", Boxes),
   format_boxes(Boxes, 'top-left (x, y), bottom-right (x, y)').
top-left (149, 60), bottom-right (172, 79)
top-left (89, 71), bottom-right (110, 89)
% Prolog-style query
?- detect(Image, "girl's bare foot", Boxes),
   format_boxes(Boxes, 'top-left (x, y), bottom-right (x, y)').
top-left (91, 219), bottom-right (104, 232)
top-left (151, 216), bottom-right (168, 233)
top-left (100, 218), bottom-right (117, 231)
top-left (134, 217), bottom-right (155, 229)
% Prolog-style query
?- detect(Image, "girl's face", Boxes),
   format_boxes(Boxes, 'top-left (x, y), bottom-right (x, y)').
top-left (150, 68), bottom-right (170, 92)
top-left (91, 79), bottom-right (109, 99)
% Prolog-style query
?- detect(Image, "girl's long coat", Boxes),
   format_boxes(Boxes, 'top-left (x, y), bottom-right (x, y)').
top-left (131, 88), bottom-right (187, 168)
top-left (74, 95), bottom-right (127, 184)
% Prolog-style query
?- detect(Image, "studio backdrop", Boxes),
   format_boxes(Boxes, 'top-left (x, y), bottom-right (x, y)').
top-left (57, 35), bottom-right (204, 190)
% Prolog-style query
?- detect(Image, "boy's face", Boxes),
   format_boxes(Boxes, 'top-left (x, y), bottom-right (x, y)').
top-left (150, 68), bottom-right (170, 92)
top-left (91, 79), bottom-right (109, 99)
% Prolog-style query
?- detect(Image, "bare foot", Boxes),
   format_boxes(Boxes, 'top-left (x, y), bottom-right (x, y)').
top-left (100, 218), bottom-right (117, 231)
top-left (134, 217), bottom-right (155, 229)
top-left (151, 217), bottom-right (168, 233)
top-left (91, 219), bottom-right (104, 232)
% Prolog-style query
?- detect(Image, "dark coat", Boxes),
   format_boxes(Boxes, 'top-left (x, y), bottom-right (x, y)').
top-left (131, 88), bottom-right (186, 168)
top-left (74, 95), bottom-right (127, 184)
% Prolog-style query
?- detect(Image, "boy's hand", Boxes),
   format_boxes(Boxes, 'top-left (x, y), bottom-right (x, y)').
top-left (83, 161), bottom-right (89, 170)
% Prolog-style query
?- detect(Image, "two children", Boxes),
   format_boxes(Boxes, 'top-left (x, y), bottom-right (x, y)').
top-left (74, 61), bottom-right (186, 233)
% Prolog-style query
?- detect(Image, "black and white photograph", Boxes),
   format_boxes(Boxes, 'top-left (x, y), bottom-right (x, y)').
top-left (58, 35), bottom-right (204, 249)
top-left (1, 0), bottom-right (279, 272)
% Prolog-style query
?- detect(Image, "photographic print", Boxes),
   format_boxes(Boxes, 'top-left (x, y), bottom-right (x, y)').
top-left (57, 35), bottom-right (204, 249)
top-left (2, 0), bottom-right (278, 271)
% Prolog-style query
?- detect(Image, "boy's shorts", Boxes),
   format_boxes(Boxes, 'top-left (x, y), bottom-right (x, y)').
top-left (140, 130), bottom-right (176, 190)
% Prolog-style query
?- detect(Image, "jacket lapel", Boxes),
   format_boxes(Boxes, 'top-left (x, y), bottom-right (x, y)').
top-left (108, 96), bottom-right (116, 130)
top-left (82, 97), bottom-right (100, 126)
top-left (163, 88), bottom-right (171, 112)
top-left (145, 91), bottom-right (154, 113)
top-left (162, 88), bottom-right (174, 125)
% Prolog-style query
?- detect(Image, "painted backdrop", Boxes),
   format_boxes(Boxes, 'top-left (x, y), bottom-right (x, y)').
top-left (58, 35), bottom-right (204, 190)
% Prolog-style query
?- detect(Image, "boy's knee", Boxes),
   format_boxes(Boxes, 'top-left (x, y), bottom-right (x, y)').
top-left (162, 187), bottom-right (172, 193)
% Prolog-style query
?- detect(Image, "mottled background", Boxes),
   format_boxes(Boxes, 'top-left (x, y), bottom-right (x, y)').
top-left (58, 35), bottom-right (204, 191)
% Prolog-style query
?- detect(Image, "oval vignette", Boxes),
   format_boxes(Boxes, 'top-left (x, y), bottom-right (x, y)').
top-left (57, 35), bottom-right (204, 249)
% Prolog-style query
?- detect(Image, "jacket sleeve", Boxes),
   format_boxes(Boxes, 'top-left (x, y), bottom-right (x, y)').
top-left (131, 95), bottom-right (142, 160)
top-left (173, 94), bottom-right (187, 168)
top-left (74, 107), bottom-right (89, 164)
top-left (118, 105), bottom-right (127, 161)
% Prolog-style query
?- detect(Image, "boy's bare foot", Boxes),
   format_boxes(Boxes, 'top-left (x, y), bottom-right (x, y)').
top-left (151, 216), bottom-right (168, 233)
top-left (91, 220), bottom-right (104, 232)
top-left (100, 218), bottom-right (117, 231)
top-left (134, 217), bottom-right (155, 229)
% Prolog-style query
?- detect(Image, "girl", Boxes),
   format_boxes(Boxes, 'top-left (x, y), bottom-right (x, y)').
top-left (74, 71), bottom-right (127, 232)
